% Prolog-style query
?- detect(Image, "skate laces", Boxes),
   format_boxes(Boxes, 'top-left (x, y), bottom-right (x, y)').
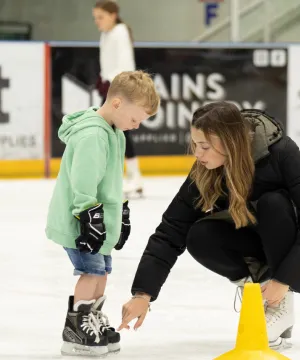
top-left (266, 299), bottom-right (286, 325)
top-left (95, 310), bottom-right (114, 331)
top-left (234, 286), bottom-right (243, 313)
top-left (232, 276), bottom-right (253, 313)
top-left (81, 312), bottom-right (102, 343)
top-left (234, 284), bottom-right (268, 314)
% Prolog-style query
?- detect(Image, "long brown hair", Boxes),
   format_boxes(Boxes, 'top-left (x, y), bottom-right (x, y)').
top-left (94, 0), bottom-right (134, 43)
top-left (190, 101), bottom-right (256, 229)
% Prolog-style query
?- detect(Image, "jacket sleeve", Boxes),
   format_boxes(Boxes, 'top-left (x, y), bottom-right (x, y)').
top-left (275, 137), bottom-right (300, 290)
top-left (70, 132), bottom-right (108, 216)
top-left (131, 175), bottom-right (204, 301)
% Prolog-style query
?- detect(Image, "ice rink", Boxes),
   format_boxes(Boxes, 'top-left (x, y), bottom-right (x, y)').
top-left (1, 176), bottom-right (299, 360)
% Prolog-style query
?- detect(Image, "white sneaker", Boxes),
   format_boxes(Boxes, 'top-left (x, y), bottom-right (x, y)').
top-left (267, 291), bottom-right (294, 351)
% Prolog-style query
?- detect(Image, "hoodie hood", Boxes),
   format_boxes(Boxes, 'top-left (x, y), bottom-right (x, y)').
top-left (58, 107), bottom-right (115, 144)
top-left (241, 109), bottom-right (284, 163)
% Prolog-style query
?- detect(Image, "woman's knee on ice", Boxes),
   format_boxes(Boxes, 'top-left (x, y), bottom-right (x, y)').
top-left (256, 191), bottom-right (297, 259)
top-left (257, 191), bottom-right (294, 219)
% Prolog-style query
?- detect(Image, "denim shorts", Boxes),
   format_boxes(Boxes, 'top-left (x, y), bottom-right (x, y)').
top-left (64, 248), bottom-right (112, 276)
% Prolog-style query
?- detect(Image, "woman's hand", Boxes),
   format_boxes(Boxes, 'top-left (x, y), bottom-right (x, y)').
top-left (261, 280), bottom-right (289, 307)
top-left (118, 293), bottom-right (151, 331)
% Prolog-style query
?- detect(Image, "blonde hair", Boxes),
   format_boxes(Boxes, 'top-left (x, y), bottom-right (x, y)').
top-left (107, 70), bottom-right (160, 116)
top-left (190, 101), bottom-right (256, 229)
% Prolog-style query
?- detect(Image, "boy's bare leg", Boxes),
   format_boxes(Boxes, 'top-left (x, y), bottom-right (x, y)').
top-left (94, 273), bottom-right (108, 299)
top-left (74, 274), bottom-right (99, 304)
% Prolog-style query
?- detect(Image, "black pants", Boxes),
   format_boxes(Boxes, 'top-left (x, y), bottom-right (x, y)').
top-left (186, 191), bottom-right (298, 288)
top-left (124, 131), bottom-right (136, 159)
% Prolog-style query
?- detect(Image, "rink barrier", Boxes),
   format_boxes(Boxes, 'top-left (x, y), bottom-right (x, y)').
top-left (49, 155), bottom-right (196, 178)
top-left (0, 41), bottom-right (299, 178)
top-left (0, 157), bottom-right (195, 178)
top-left (0, 160), bottom-right (44, 178)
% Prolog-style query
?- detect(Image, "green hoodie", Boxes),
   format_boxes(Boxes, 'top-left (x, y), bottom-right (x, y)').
top-left (45, 107), bottom-right (126, 255)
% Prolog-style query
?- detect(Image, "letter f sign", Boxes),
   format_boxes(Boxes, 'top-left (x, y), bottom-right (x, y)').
top-left (205, 3), bottom-right (219, 26)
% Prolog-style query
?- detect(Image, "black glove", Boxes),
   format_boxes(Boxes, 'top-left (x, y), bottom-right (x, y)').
top-left (75, 204), bottom-right (106, 254)
top-left (115, 200), bottom-right (131, 250)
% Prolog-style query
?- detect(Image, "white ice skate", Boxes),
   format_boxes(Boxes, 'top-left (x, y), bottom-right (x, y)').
top-left (232, 276), bottom-right (268, 310)
top-left (232, 258), bottom-right (270, 312)
top-left (124, 158), bottom-right (144, 198)
top-left (233, 276), bottom-right (271, 319)
top-left (233, 276), bottom-right (253, 312)
top-left (266, 291), bottom-right (294, 351)
top-left (123, 174), bottom-right (144, 198)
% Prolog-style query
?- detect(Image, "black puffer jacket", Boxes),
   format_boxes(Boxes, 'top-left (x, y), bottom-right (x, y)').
top-left (131, 110), bottom-right (300, 300)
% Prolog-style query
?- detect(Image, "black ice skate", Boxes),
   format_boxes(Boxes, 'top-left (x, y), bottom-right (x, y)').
top-left (92, 295), bottom-right (121, 353)
top-left (61, 296), bottom-right (108, 357)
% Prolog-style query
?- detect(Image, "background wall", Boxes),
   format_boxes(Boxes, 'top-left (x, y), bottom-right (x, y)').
top-left (0, 0), bottom-right (227, 41)
top-left (1, 0), bottom-right (300, 42)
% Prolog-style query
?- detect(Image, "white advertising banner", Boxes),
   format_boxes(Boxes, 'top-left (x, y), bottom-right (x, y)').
top-left (288, 45), bottom-right (300, 146)
top-left (0, 42), bottom-right (45, 159)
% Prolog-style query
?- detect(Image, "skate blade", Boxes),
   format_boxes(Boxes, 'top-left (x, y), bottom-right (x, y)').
top-left (61, 341), bottom-right (108, 357)
top-left (108, 342), bottom-right (120, 354)
top-left (269, 337), bottom-right (293, 352)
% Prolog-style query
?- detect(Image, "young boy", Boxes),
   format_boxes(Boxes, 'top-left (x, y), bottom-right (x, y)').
top-left (45, 70), bottom-right (160, 357)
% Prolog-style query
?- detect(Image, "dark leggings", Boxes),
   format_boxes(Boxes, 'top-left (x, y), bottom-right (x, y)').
top-left (124, 131), bottom-right (136, 159)
top-left (186, 191), bottom-right (298, 287)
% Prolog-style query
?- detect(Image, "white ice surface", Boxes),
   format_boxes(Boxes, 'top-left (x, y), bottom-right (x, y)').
top-left (0, 177), bottom-right (299, 359)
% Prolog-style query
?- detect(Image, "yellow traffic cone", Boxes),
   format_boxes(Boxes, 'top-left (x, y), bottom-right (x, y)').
top-left (214, 283), bottom-right (291, 360)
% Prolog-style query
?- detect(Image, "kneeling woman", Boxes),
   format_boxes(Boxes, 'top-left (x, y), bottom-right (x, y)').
top-left (119, 101), bottom-right (300, 350)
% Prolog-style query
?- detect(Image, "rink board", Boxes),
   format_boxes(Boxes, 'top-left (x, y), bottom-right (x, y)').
top-left (0, 160), bottom-right (44, 178)
top-left (2, 41), bottom-right (300, 178)
top-left (49, 155), bottom-right (196, 178)
top-left (0, 42), bottom-right (50, 178)
top-left (50, 45), bottom-right (287, 157)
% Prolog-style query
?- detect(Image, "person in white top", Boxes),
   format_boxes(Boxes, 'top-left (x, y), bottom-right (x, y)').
top-left (93, 0), bottom-right (144, 197)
